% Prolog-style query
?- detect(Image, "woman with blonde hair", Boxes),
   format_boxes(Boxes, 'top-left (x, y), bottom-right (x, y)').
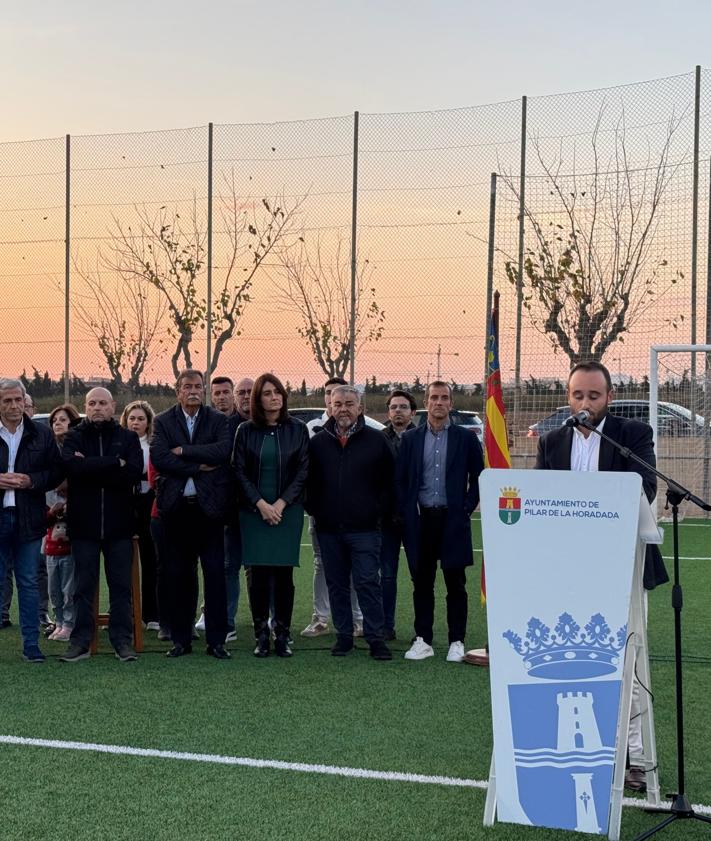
top-left (120, 400), bottom-right (160, 630)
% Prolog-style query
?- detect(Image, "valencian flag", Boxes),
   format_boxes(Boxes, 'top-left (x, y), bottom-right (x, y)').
top-left (481, 290), bottom-right (511, 603)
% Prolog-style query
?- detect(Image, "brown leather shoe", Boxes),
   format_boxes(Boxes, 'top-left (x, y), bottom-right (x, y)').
top-left (624, 766), bottom-right (647, 793)
top-left (463, 647), bottom-right (490, 667)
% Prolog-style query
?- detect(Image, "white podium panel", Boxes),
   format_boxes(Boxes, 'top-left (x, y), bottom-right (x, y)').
top-left (481, 469), bottom-right (642, 836)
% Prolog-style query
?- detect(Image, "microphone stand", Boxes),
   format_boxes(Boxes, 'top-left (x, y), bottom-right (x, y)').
top-left (577, 417), bottom-right (711, 838)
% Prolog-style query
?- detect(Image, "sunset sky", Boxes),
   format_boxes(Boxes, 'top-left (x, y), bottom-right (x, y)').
top-left (0, 2), bottom-right (708, 389)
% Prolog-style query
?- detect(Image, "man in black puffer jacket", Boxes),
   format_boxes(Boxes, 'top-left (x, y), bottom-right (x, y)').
top-left (60, 388), bottom-right (143, 663)
top-left (307, 385), bottom-right (394, 661)
top-left (0, 378), bottom-right (63, 662)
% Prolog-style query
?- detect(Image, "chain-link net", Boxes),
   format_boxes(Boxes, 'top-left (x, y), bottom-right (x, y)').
top-left (0, 136), bottom-right (65, 400)
top-left (0, 69), bottom-right (709, 431)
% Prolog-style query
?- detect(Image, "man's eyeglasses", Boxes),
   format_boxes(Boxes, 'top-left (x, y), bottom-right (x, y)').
top-left (236, 389), bottom-right (252, 396)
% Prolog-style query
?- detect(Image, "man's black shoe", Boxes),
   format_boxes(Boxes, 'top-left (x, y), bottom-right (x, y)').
top-left (274, 636), bottom-right (293, 658)
top-left (115, 645), bottom-right (138, 662)
top-left (59, 645), bottom-right (90, 663)
top-left (331, 636), bottom-right (354, 656)
top-left (206, 644), bottom-right (230, 660)
top-left (166, 644), bottom-right (192, 658)
top-left (369, 641), bottom-right (393, 660)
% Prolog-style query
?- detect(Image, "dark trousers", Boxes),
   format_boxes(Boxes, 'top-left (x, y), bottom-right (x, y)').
top-left (71, 538), bottom-right (133, 650)
top-left (163, 501), bottom-right (227, 648)
top-left (379, 522), bottom-right (402, 633)
top-left (412, 508), bottom-right (467, 645)
top-left (317, 530), bottom-right (384, 644)
top-left (150, 516), bottom-right (198, 633)
top-left (247, 565), bottom-right (294, 636)
top-left (135, 491), bottom-right (158, 624)
top-left (2, 547), bottom-right (49, 622)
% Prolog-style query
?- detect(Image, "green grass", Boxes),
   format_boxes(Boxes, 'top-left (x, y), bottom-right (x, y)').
top-left (0, 519), bottom-right (709, 840)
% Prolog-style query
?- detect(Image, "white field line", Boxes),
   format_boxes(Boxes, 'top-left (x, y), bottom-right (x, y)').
top-left (1, 734), bottom-right (709, 816)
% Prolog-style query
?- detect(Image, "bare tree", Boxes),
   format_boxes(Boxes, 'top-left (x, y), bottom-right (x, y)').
top-left (98, 181), bottom-right (304, 380)
top-left (71, 257), bottom-right (167, 390)
top-left (273, 232), bottom-right (385, 379)
top-left (499, 107), bottom-right (686, 365)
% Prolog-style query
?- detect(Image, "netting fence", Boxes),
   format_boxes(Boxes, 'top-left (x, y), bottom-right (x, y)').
top-left (1, 68), bottom-right (710, 451)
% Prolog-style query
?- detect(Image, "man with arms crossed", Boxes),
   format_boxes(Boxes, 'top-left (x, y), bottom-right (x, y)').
top-left (0, 379), bottom-right (62, 662)
top-left (151, 369), bottom-right (232, 659)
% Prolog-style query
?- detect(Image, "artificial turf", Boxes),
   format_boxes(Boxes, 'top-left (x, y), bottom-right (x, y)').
top-left (0, 518), bottom-right (709, 840)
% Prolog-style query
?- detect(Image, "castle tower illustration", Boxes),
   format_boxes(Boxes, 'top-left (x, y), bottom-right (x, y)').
top-left (557, 692), bottom-right (602, 833)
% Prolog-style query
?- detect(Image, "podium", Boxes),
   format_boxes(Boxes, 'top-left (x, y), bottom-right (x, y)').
top-left (479, 469), bottom-right (663, 839)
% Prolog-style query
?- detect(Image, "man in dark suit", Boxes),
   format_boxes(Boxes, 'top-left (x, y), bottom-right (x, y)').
top-left (535, 359), bottom-right (668, 793)
top-left (535, 360), bottom-right (668, 591)
top-left (397, 381), bottom-right (484, 663)
top-left (150, 369), bottom-right (232, 660)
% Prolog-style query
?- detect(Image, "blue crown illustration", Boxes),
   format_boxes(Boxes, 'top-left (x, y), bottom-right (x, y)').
top-left (502, 612), bottom-right (627, 680)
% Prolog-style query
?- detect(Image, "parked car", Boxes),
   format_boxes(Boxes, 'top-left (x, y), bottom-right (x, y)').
top-left (527, 400), bottom-right (708, 437)
top-left (288, 407), bottom-right (326, 424)
top-left (293, 408), bottom-right (385, 431)
top-left (413, 409), bottom-right (484, 439)
top-left (33, 412), bottom-right (86, 426)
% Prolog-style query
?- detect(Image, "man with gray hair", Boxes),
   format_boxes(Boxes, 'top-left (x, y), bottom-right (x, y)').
top-left (59, 387), bottom-right (143, 662)
top-left (0, 378), bottom-right (62, 662)
top-left (306, 385), bottom-right (394, 660)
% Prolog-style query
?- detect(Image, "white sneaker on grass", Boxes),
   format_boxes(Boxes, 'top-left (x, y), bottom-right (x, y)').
top-left (404, 637), bottom-right (435, 660)
top-left (225, 631), bottom-right (237, 643)
top-left (301, 617), bottom-right (330, 637)
top-left (446, 641), bottom-right (465, 662)
top-left (195, 613), bottom-right (206, 631)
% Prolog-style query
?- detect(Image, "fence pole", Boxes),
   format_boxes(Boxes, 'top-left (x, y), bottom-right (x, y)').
top-left (64, 134), bottom-right (71, 404)
top-left (690, 66), bottom-right (701, 416)
top-left (514, 95), bottom-right (527, 430)
top-left (703, 156), bottom-right (711, 511)
top-left (206, 122), bottom-right (214, 388)
top-left (349, 110), bottom-right (359, 387)
top-left (484, 173), bottom-right (497, 395)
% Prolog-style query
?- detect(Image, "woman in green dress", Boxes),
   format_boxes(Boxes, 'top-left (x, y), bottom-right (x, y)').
top-left (232, 374), bottom-right (309, 657)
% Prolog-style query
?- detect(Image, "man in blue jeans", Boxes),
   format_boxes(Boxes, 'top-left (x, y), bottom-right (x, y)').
top-left (0, 378), bottom-right (63, 662)
top-left (306, 386), bottom-right (395, 661)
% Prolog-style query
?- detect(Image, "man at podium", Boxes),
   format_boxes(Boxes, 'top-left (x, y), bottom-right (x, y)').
top-left (534, 360), bottom-right (668, 791)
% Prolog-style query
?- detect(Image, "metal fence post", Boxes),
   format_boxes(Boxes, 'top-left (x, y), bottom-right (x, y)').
top-left (349, 110), bottom-right (359, 387)
top-left (690, 66), bottom-right (701, 409)
top-left (206, 121), bottom-right (214, 386)
top-left (702, 156), bottom-right (711, 511)
top-left (484, 173), bottom-right (497, 396)
top-left (64, 134), bottom-right (71, 404)
top-left (514, 95), bottom-right (527, 430)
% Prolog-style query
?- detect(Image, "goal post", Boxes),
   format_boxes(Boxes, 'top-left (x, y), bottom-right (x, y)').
top-left (650, 345), bottom-right (711, 519)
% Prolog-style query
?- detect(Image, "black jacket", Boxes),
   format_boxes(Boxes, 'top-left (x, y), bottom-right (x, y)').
top-left (306, 415), bottom-right (395, 533)
top-left (232, 418), bottom-right (309, 510)
top-left (62, 419), bottom-right (143, 541)
top-left (0, 416), bottom-right (64, 542)
top-left (535, 413), bottom-right (669, 590)
top-left (150, 404), bottom-right (231, 519)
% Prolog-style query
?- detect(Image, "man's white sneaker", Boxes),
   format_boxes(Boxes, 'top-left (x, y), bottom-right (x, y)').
top-left (225, 631), bottom-right (237, 643)
top-left (301, 618), bottom-right (330, 637)
top-left (446, 641), bottom-right (465, 662)
top-left (352, 620), bottom-right (364, 638)
top-left (404, 637), bottom-right (435, 660)
top-left (194, 613), bottom-right (206, 631)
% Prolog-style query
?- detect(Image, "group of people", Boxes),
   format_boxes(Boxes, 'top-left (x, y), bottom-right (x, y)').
top-left (0, 368), bottom-right (484, 664)
top-left (0, 361), bottom-right (666, 677)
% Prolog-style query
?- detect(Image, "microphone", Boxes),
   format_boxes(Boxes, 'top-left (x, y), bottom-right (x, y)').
top-left (563, 410), bottom-right (591, 428)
